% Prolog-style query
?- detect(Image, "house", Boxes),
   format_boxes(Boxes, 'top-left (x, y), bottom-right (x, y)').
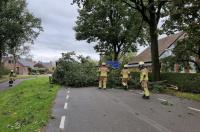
top-left (128, 32), bottom-right (196, 73)
top-left (2, 57), bottom-right (35, 75)
top-left (34, 61), bottom-right (55, 73)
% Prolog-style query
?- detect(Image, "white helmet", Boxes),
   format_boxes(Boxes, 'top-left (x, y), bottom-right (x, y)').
top-left (11, 70), bottom-right (14, 72)
top-left (102, 62), bottom-right (106, 66)
top-left (124, 65), bottom-right (128, 68)
top-left (139, 61), bottom-right (144, 66)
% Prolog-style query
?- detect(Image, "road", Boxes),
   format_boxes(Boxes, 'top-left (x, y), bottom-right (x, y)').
top-left (43, 87), bottom-right (200, 132)
top-left (0, 79), bottom-right (25, 91)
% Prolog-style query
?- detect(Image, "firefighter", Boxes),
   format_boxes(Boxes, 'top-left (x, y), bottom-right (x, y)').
top-left (139, 61), bottom-right (150, 99)
top-left (121, 64), bottom-right (130, 90)
top-left (98, 62), bottom-right (109, 89)
top-left (9, 70), bottom-right (15, 87)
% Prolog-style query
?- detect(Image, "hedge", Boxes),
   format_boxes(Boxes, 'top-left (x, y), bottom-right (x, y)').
top-left (53, 57), bottom-right (200, 93)
top-left (161, 73), bottom-right (200, 93)
top-left (104, 71), bottom-right (200, 93)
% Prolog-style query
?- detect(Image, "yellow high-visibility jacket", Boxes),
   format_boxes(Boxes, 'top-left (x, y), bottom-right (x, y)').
top-left (140, 68), bottom-right (148, 82)
top-left (121, 69), bottom-right (130, 79)
top-left (99, 67), bottom-right (109, 77)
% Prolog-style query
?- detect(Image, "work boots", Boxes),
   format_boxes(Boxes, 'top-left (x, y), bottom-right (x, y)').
top-left (142, 95), bottom-right (150, 99)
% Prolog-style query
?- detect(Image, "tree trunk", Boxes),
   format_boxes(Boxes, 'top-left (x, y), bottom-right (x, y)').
top-left (113, 44), bottom-right (119, 61)
top-left (11, 48), bottom-right (17, 73)
top-left (149, 23), bottom-right (161, 81)
top-left (184, 62), bottom-right (190, 73)
top-left (195, 57), bottom-right (200, 73)
top-left (113, 51), bottom-right (119, 61)
top-left (0, 44), bottom-right (3, 67)
top-left (196, 48), bottom-right (200, 73)
top-left (174, 63), bottom-right (180, 73)
top-left (13, 54), bottom-right (17, 73)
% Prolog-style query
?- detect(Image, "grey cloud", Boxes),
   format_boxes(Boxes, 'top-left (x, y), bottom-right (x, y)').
top-left (27, 0), bottom-right (98, 62)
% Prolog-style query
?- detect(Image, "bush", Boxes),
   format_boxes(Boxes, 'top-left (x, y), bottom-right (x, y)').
top-left (161, 73), bottom-right (200, 93)
top-left (0, 66), bottom-right (10, 77)
top-left (150, 84), bottom-right (166, 93)
top-left (130, 72), bottom-right (200, 93)
top-left (53, 52), bottom-right (200, 93)
top-left (107, 70), bottom-right (121, 88)
top-left (99, 70), bottom-right (140, 89)
top-left (107, 71), bottom-right (140, 89)
top-left (53, 52), bottom-right (98, 87)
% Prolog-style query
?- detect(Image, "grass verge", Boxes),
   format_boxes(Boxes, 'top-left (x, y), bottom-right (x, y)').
top-left (0, 77), bottom-right (60, 131)
top-left (164, 89), bottom-right (200, 102)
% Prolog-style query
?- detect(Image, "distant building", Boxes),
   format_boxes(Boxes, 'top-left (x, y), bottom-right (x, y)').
top-left (128, 32), bottom-right (196, 73)
top-left (34, 61), bottom-right (55, 73)
top-left (2, 57), bottom-right (35, 75)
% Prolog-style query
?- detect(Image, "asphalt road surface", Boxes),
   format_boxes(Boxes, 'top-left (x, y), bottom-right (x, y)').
top-left (0, 79), bottom-right (25, 91)
top-left (43, 87), bottom-right (200, 132)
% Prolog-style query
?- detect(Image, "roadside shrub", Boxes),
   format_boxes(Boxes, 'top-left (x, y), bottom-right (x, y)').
top-left (107, 70), bottom-right (121, 88)
top-left (53, 52), bottom-right (98, 87)
top-left (129, 72), bottom-right (140, 89)
top-left (150, 84), bottom-right (166, 93)
top-left (53, 52), bottom-right (200, 93)
top-left (107, 71), bottom-right (140, 89)
top-left (0, 66), bottom-right (9, 77)
top-left (130, 72), bottom-right (200, 93)
top-left (161, 73), bottom-right (200, 93)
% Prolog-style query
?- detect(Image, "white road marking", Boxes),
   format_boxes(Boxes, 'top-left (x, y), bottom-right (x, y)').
top-left (138, 92), bottom-right (144, 95)
top-left (158, 98), bottom-right (167, 102)
top-left (66, 95), bottom-right (69, 100)
top-left (188, 107), bottom-right (200, 112)
top-left (64, 103), bottom-right (68, 110)
top-left (67, 90), bottom-right (70, 94)
top-left (59, 116), bottom-right (66, 130)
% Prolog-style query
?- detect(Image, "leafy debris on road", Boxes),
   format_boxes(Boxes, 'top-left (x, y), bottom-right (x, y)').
top-left (135, 112), bottom-right (139, 115)
top-left (187, 112), bottom-right (194, 116)
top-left (161, 101), bottom-right (173, 106)
top-left (178, 114), bottom-right (182, 118)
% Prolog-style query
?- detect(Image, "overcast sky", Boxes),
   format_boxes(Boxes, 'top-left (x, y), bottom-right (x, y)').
top-left (27, 0), bottom-right (151, 62)
top-left (27, 0), bottom-right (99, 62)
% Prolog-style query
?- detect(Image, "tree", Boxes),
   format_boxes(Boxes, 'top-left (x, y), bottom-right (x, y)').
top-left (9, 45), bottom-right (31, 72)
top-left (162, 0), bottom-right (200, 72)
top-left (53, 52), bottom-right (98, 87)
top-left (73, 0), bottom-right (145, 61)
top-left (73, 0), bottom-right (172, 81)
top-left (121, 0), bottom-right (174, 81)
top-left (0, 0), bottom-right (42, 67)
top-left (0, 0), bottom-right (9, 66)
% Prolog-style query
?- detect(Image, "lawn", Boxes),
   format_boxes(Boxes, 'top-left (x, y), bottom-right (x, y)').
top-left (164, 89), bottom-right (200, 102)
top-left (0, 77), bottom-right (60, 132)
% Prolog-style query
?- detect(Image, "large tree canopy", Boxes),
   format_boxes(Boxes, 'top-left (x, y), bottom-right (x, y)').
top-left (73, 0), bottom-right (173, 81)
top-left (74, 0), bottom-right (146, 61)
top-left (0, 0), bottom-right (42, 66)
top-left (162, 0), bottom-right (200, 72)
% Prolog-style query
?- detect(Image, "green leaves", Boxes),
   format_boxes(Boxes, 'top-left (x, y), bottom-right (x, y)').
top-left (53, 52), bottom-right (98, 87)
top-left (161, 0), bottom-right (200, 72)
top-left (74, 0), bottom-right (143, 60)
top-left (0, 0), bottom-right (43, 63)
